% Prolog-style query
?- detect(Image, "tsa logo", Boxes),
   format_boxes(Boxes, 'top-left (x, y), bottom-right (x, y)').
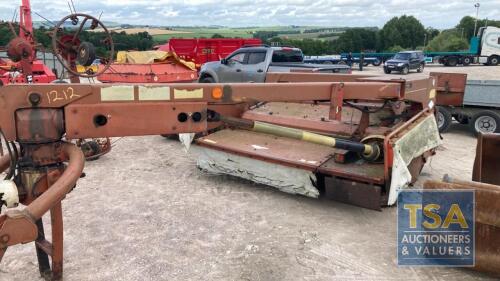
top-left (397, 190), bottom-right (474, 266)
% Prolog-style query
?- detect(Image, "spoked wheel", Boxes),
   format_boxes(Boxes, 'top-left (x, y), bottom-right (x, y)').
top-left (51, 13), bottom-right (114, 79)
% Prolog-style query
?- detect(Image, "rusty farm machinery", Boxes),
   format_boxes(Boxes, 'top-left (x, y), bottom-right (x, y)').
top-left (0, 64), bottom-right (444, 279)
top-left (1, 1), bottom-right (116, 160)
top-left (1, 4), bottom-right (498, 281)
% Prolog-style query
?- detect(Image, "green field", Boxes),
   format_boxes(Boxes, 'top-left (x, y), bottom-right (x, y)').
top-left (152, 26), bottom-right (347, 43)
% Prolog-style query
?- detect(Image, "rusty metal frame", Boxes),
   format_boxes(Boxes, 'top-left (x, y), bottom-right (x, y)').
top-left (424, 179), bottom-right (500, 276)
top-left (0, 75), bottom-right (436, 280)
top-left (0, 82), bottom-right (405, 141)
top-left (473, 133), bottom-right (500, 185)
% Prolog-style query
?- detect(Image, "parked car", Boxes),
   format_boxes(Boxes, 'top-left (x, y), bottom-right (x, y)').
top-left (383, 51), bottom-right (425, 75)
top-left (198, 46), bottom-right (350, 83)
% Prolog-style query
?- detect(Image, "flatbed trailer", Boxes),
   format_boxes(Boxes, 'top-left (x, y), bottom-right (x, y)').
top-left (340, 26), bottom-right (500, 67)
top-left (432, 72), bottom-right (500, 135)
top-left (304, 55), bottom-right (382, 66)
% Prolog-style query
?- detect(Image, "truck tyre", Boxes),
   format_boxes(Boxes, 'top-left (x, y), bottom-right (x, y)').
top-left (417, 63), bottom-right (424, 73)
top-left (447, 57), bottom-right (458, 67)
top-left (372, 59), bottom-right (382, 66)
top-left (470, 111), bottom-right (500, 135)
top-left (435, 106), bottom-right (452, 133)
top-left (488, 56), bottom-right (499, 66)
top-left (462, 57), bottom-right (472, 66)
top-left (200, 76), bottom-right (215, 83)
top-left (337, 61), bottom-right (347, 65)
top-left (384, 68), bottom-right (391, 74)
top-left (401, 65), bottom-right (409, 75)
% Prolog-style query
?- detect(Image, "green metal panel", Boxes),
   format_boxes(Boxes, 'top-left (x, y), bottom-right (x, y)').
top-left (469, 37), bottom-right (480, 54)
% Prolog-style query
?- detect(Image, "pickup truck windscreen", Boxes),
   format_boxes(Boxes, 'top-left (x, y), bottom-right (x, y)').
top-left (272, 50), bottom-right (304, 63)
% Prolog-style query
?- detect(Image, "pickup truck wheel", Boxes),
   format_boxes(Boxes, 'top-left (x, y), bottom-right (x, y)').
top-left (200, 76), bottom-right (215, 83)
top-left (401, 65), bottom-right (409, 75)
top-left (488, 56), bottom-right (499, 66)
top-left (447, 57), bottom-right (458, 67)
top-left (384, 68), bottom-right (391, 74)
top-left (337, 61), bottom-right (347, 65)
top-left (435, 106), bottom-right (452, 133)
top-left (471, 111), bottom-right (500, 135)
top-left (417, 63), bottom-right (424, 73)
top-left (462, 57), bottom-right (472, 66)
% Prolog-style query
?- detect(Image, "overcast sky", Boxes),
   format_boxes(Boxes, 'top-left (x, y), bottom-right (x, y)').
top-left (1, 0), bottom-right (499, 28)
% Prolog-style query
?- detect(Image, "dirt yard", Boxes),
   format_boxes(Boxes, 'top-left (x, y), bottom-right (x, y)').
top-left (0, 65), bottom-right (499, 280)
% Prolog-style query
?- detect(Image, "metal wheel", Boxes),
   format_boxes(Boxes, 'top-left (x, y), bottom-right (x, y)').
top-left (51, 13), bottom-right (114, 78)
top-left (472, 111), bottom-right (499, 135)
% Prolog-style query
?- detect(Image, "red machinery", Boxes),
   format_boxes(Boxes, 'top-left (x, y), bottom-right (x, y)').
top-left (96, 54), bottom-right (198, 83)
top-left (0, 71), bottom-right (443, 279)
top-left (0, 0), bottom-right (56, 85)
top-left (158, 38), bottom-right (262, 69)
top-left (97, 38), bottom-right (262, 84)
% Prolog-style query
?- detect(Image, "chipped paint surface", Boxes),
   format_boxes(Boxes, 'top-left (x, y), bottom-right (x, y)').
top-left (101, 86), bottom-right (134, 101)
top-left (174, 88), bottom-right (203, 99)
top-left (139, 86), bottom-right (170, 101)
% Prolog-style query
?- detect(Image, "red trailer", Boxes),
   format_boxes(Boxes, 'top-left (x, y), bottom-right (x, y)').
top-left (158, 38), bottom-right (262, 69)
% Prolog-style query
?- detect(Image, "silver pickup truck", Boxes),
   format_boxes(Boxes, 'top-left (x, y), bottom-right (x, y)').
top-left (198, 46), bottom-right (350, 83)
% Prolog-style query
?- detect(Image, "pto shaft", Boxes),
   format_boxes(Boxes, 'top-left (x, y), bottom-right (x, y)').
top-left (221, 116), bottom-right (381, 162)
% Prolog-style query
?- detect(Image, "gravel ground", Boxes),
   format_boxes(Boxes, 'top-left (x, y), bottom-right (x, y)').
top-left (0, 65), bottom-right (499, 280)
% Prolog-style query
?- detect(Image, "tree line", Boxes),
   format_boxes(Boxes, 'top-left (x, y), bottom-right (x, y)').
top-left (255, 15), bottom-right (500, 55)
top-left (0, 24), bottom-right (154, 55)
